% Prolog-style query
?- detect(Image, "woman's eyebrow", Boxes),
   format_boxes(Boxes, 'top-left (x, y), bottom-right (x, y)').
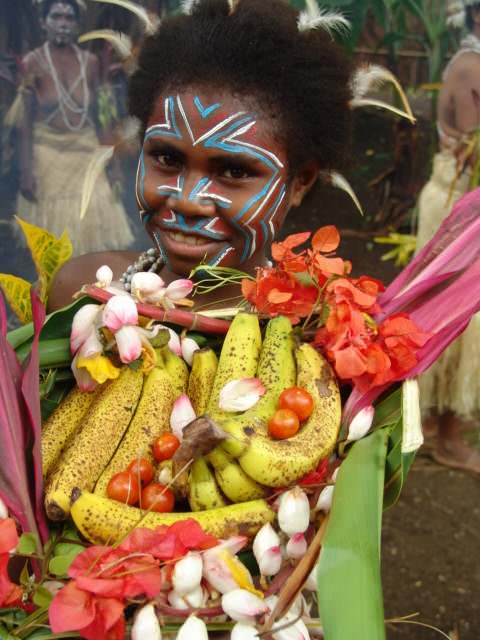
top-left (208, 151), bottom-right (265, 167)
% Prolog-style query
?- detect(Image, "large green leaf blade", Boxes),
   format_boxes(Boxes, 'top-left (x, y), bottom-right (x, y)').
top-left (317, 428), bottom-right (389, 640)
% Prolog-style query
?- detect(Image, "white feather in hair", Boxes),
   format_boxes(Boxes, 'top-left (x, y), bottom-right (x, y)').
top-left (351, 97), bottom-right (416, 124)
top-left (351, 64), bottom-right (415, 123)
top-left (321, 171), bottom-right (363, 216)
top-left (181, 0), bottom-right (197, 14)
top-left (298, 1), bottom-right (350, 36)
top-left (78, 30), bottom-right (133, 60)
top-left (90, 0), bottom-right (158, 35)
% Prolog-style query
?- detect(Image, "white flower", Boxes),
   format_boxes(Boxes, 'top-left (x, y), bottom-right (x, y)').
top-left (313, 486), bottom-right (334, 513)
top-left (103, 294), bottom-right (138, 332)
top-left (176, 615), bottom-right (208, 640)
top-left (165, 279), bottom-right (193, 301)
top-left (231, 622), bottom-right (260, 639)
top-left (170, 394), bottom-right (196, 440)
top-left (278, 488), bottom-right (310, 537)
top-left (70, 304), bottom-right (102, 354)
top-left (167, 590), bottom-right (189, 611)
top-left (253, 523), bottom-right (282, 576)
top-left (131, 272), bottom-right (165, 302)
top-left (347, 405), bottom-right (374, 442)
top-left (181, 336), bottom-right (200, 366)
top-left (172, 552), bottom-right (203, 596)
top-left (156, 325), bottom-right (182, 356)
top-left (0, 498), bottom-right (7, 520)
top-left (286, 533), bottom-right (307, 560)
top-left (71, 328), bottom-right (104, 391)
top-left (131, 603), bottom-right (161, 640)
top-left (203, 536), bottom-right (250, 594)
top-left (183, 584), bottom-right (207, 608)
top-left (265, 596), bottom-right (310, 640)
top-left (95, 265), bottom-right (113, 288)
top-left (114, 324), bottom-right (163, 365)
top-left (219, 378), bottom-right (266, 413)
top-left (221, 589), bottom-right (269, 624)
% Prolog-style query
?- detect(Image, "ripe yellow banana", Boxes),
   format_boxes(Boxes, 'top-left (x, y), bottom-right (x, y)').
top-left (207, 448), bottom-right (268, 502)
top-left (207, 312), bottom-right (262, 416)
top-left (41, 384), bottom-right (105, 478)
top-left (94, 366), bottom-right (175, 497)
top-left (237, 342), bottom-right (341, 487)
top-left (44, 367), bottom-right (144, 521)
top-left (188, 348), bottom-right (218, 415)
top-left (158, 346), bottom-right (189, 397)
top-left (220, 315), bottom-right (296, 459)
top-left (187, 457), bottom-right (228, 511)
top-left (71, 489), bottom-right (274, 544)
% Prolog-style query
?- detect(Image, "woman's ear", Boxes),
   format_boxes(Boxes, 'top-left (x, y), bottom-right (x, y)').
top-left (288, 163), bottom-right (319, 208)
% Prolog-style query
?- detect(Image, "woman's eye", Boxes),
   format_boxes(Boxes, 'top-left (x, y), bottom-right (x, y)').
top-left (221, 166), bottom-right (250, 180)
top-left (154, 153), bottom-right (182, 169)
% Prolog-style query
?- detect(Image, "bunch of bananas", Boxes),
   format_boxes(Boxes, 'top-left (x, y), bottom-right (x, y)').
top-left (41, 312), bottom-right (341, 545)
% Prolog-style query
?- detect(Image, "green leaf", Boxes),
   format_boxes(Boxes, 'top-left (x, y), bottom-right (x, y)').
top-left (0, 624), bottom-right (15, 639)
top-left (17, 532), bottom-right (39, 556)
top-left (53, 542), bottom-right (84, 558)
top-left (318, 429), bottom-right (389, 640)
top-left (33, 586), bottom-right (53, 608)
top-left (49, 546), bottom-right (82, 577)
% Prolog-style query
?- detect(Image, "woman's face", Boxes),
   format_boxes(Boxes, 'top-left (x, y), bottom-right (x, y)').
top-left (137, 89), bottom-right (304, 277)
top-left (44, 2), bottom-right (79, 46)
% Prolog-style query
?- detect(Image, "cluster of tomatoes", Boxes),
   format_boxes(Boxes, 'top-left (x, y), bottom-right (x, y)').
top-left (106, 433), bottom-right (181, 512)
top-left (268, 386), bottom-right (314, 440)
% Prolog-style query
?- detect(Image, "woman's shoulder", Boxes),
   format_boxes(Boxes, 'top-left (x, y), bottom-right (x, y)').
top-left (48, 250), bottom-right (138, 312)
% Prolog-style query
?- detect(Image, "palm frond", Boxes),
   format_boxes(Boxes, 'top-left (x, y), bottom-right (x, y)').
top-left (351, 97), bottom-right (416, 124)
top-left (78, 30), bottom-right (132, 60)
top-left (80, 146), bottom-right (114, 220)
top-left (90, 0), bottom-right (158, 35)
top-left (298, 2), bottom-right (350, 36)
top-left (352, 64), bottom-right (415, 123)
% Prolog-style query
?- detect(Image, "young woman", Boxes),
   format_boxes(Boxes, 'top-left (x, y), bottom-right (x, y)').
top-left (17, 0), bottom-right (134, 255)
top-left (49, 0), bottom-right (352, 308)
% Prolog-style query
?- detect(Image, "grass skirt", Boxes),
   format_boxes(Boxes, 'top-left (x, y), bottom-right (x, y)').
top-left (16, 122), bottom-right (134, 256)
top-left (416, 151), bottom-right (480, 420)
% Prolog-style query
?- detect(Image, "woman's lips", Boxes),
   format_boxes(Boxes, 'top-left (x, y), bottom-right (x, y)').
top-left (155, 228), bottom-right (231, 260)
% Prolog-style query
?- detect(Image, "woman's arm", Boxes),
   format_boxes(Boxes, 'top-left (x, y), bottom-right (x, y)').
top-left (47, 250), bottom-right (138, 312)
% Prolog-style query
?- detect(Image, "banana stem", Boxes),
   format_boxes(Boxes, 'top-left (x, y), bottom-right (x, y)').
top-left (83, 285), bottom-right (231, 335)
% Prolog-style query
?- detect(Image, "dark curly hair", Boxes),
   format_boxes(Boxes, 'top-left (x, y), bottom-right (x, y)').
top-left (466, 2), bottom-right (480, 31)
top-left (40, 0), bottom-right (81, 20)
top-left (128, 0), bottom-right (353, 174)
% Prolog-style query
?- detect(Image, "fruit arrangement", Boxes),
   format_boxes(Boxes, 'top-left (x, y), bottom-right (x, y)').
top-left (41, 311), bottom-right (341, 545)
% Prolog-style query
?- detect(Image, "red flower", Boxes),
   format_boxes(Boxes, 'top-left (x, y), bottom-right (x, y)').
top-left (299, 458), bottom-right (330, 486)
top-left (0, 519), bottom-right (22, 608)
top-left (0, 518), bottom-right (19, 554)
top-left (49, 581), bottom-right (125, 640)
top-left (271, 232), bottom-right (310, 272)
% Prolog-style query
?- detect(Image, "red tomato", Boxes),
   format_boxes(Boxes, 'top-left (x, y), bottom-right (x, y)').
top-left (141, 483), bottom-right (175, 513)
top-left (127, 458), bottom-right (154, 486)
top-left (153, 433), bottom-right (180, 462)
top-left (268, 409), bottom-right (300, 440)
top-left (278, 387), bottom-right (314, 421)
top-left (107, 471), bottom-right (140, 505)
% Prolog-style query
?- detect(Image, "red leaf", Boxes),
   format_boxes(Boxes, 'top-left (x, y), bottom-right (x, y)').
top-left (267, 289), bottom-right (293, 304)
top-left (0, 519), bottom-right (18, 554)
top-left (334, 346), bottom-right (368, 379)
top-left (0, 554), bottom-right (22, 607)
top-left (312, 226), bottom-right (340, 253)
top-left (280, 232), bottom-right (311, 250)
top-left (49, 581), bottom-right (97, 632)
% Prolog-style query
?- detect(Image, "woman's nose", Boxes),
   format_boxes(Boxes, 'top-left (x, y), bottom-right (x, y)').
top-left (166, 174), bottom-right (216, 217)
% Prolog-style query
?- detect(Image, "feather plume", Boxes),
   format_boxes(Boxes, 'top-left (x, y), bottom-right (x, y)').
top-left (298, 2), bottom-right (350, 36)
top-left (322, 171), bottom-right (363, 216)
top-left (90, 0), bottom-right (158, 35)
top-left (351, 97), bottom-right (416, 124)
top-left (446, 9), bottom-right (466, 27)
top-left (352, 64), bottom-right (415, 123)
top-left (3, 93), bottom-right (25, 129)
top-left (181, 0), bottom-right (197, 14)
top-left (78, 30), bottom-right (132, 60)
top-left (80, 146), bottom-right (114, 220)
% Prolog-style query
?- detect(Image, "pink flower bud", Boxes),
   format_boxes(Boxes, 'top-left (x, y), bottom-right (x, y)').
top-left (184, 585), bottom-right (208, 608)
top-left (70, 304), bottom-right (101, 354)
top-left (278, 487), bottom-right (310, 537)
top-left (219, 378), bottom-right (266, 412)
top-left (303, 562), bottom-right (319, 592)
top-left (0, 498), bottom-right (7, 520)
top-left (131, 272), bottom-right (165, 302)
top-left (170, 394), bottom-right (196, 440)
top-left (347, 405), bottom-right (374, 442)
top-left (165, 279), bottom-right (194, 301)
top-left (131, 604), bottom-right (161, 640)
top-left (103, 294), bottom-right (138, 332)
top-left (231, 623), bottom-right (260, 640)
top-left (172, 552), bottom-right (203, 596)
top-left (176, 615), bottom-right (208, 640)
top-left (95, 265), bottom-right (113, 288)
top-left (155, 325), bottom-right (181, 356)
top-left (314, 486), bottom-right (334, 513)
top-left (221, 589), bottom-right (269, 624)
top-left (181, 336), bottom-right (200, 366)
top-left (258, 547), bottom-right (282, 577)
top-left (115, 325), bottom-right (142, 363)
top-left (167, 590), bottom-right (189, 611)
top-left (253, 524), bottom-right (282, 575)
top-left (265, 596), bottom-right (310, 640)
top-left (286, 533), bottom-right (307, 560)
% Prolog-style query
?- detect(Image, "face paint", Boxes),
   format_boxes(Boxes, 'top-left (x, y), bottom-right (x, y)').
top-left (44, 2), bottom-right (78, 46)
top-left (136, 91), bottom-right (290, 276)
